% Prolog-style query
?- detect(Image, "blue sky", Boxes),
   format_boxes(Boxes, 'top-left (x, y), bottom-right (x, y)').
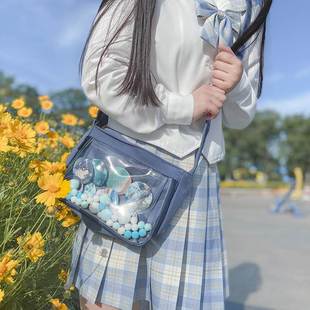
top-left (0, 0), bottom-right (309, 116)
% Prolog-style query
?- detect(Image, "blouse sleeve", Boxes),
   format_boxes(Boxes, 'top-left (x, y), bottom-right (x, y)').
top-left (222, 22), bottom-right (264, 130)
top-left (81, 0), bottom-right (194, 134)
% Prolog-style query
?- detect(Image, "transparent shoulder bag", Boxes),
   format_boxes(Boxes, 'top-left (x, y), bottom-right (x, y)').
top-left (60, 111), bottom-right (211, 247)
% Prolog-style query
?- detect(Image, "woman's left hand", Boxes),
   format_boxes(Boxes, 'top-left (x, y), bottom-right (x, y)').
top-left (211, 44), bottom-right (244, 94)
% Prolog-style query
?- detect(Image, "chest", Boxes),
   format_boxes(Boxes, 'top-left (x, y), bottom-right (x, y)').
top-left (150, 0), bottom-right (216, 91)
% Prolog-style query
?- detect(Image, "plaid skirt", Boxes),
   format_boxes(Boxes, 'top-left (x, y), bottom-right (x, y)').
top-left (64, 137), bottom-right (229, 310)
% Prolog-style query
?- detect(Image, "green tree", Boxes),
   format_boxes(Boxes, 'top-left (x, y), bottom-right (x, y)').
top-left (219, 110), bottom-right (282, 180)
top-left (282, 115), bottom-right (310, 176)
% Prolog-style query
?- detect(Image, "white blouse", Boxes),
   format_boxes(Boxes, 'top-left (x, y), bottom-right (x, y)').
top-left (81, 0), bottom-right (263, 164)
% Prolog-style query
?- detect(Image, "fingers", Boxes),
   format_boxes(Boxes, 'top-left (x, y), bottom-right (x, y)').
top-left (213, 60), bottom-right (233, 74)
top-left (218, 44), bottom-right (235, 55)
top-left (211, 88), bottom-right (226, 103)
top-left (209, 84), bottom-right (225, 94)
top-left (215, 49), bottom-right (235, 65)
top-left (211, 78), bottom-right (229, 92)
top-left (212, 69), bottom-right (229, 82)
top-left (210, 98), bottom-right (223, 110)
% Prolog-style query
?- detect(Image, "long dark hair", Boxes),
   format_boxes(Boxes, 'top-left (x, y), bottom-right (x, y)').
top-left (79, 0), bottom-right (272, 108)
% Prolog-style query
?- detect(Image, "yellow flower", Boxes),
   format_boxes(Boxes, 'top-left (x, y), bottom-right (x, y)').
top-left (34, 138), bottom-right (48, 154)
top-left (0, 250), bottom-right (20, 285)
top-left (60, 152), bottom-right (69, 163)
top-left (49, 298), bottom-right (68, 310)
top-left (54, 203), bottom-right (80, 226)
top-left (0, 104), bottom-right (7, 113)
top-left (62, 214), bottom-right (80, 227)
top-left (41, 161), bottom-right (66, 174)
top-left (38, 95), bottom-right (49, 101)
top-left (60, 134), bottom-right (75, 148)
top-left (47, 131), bottom-right (59, 148)
top-left (88, 105), bottom-right (99, 118)
top-left (34, 121), bottom-right (49, 134)
top-left (0, 137), bottom-right (10, 153)
top-left (45, 206), bottom-right (57, 217)
top-left (78, 119), bottom-right (85, 126)
top-left (17, 107), bottom-right (33, 118)
top-left (29, 159), bottom-right (44, 172)
top-left (54, 203), bottom-right (69, 221)
top-left (29, 160), bottom-right (65, 182)
top-left (7, 120), bottom-right (36, 157)
top-left (0, 289), bottom-right (4, 303)
top-left (58, 269), bottom-right (68, 283)
top-left (11, 98), bottom-right (25, 110)
top-left (61, 113), bottom-right (78, 126)
top-left (35, 173), bottom-right (70, 207)
top-left (0, 111), bottom-right (12, 136)
top-left (17, 232), bottom-right (45, 263)
top-left (40, 100), bottom-right (53, 111)
top-left (47, 130), bottom-right (59, 140)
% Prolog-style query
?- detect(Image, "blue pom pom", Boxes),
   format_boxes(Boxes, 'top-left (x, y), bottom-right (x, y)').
top-left (112, 222), bottom-right (120, 230)
top-left (124, 230), bottom-right (132, 239)
top-left (76, 191), bottom-right (82, 199)
top-left (71, 189), bottom-right (78, 196)
top-left (81, 201), bottom-right (88, 209)
top-left (70, 178), bottom-right (80, 190)
top-left (132, 231), bottom-right (139, 239)
top-left (138, 228), bottom-right (146, 237)
top-left (99, 194), bottom-right (110, 205)
top-left (137, 221), bottom-right (145, 229)
top-left (98, 202), bottom-right (106, 212)
top-left (98, 208), bottom-right (112, 221)
top-left (145, 223), bottom-right (152, 232)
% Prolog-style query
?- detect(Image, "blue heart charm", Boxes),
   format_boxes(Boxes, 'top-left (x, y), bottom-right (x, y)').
top-left (92, 159), bottom-right (108, 187)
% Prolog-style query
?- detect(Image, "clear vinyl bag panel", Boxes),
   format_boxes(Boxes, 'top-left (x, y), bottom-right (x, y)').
top-left (64, 139), bottom-right (170, 242)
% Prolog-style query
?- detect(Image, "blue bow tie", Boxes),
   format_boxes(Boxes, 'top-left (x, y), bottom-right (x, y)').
top-left (195, 0), bottom-right (248, 50)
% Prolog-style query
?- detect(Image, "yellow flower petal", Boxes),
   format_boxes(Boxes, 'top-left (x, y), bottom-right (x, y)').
top-left (61, 114), bottom-right (78, 126)
top-left (88, 105), bottom-right (99, 118)
top-left (34, 121), bottom-right (49, 134)
top-left (17, 107), bottom-right (32, 118)
top-left (11, 99), bottom-right (25, 110)
top-left (0, 289), bottom-right (4, 302)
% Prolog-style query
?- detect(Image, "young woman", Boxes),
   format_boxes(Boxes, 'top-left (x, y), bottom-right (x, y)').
top-left (65, 0), bottom-right (272, 309)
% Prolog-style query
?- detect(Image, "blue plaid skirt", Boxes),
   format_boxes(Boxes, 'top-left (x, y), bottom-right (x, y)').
top-left (64, 137), bottom-right (229, 309)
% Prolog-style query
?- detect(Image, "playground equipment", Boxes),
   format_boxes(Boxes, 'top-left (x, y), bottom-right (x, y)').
top-left (271, 167), bottom-right (304, 218)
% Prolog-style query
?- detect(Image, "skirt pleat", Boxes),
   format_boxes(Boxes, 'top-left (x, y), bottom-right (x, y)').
top-left (64, 137), bottom-right (229, 310)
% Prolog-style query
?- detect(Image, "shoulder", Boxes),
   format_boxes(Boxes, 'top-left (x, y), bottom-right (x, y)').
top-left (96, 0), bottom-right (135, 26)
top-left (90, 0), bottom-right (136, 46)
top-left (248, 0), bottom-right (264, 18)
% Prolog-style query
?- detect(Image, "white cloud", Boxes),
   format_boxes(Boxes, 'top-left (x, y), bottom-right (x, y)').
top-left (258, 91), bottom-right (310, 116)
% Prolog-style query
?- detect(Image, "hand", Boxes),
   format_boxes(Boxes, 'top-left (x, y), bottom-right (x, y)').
top-left (192, 83), bottom-right (226, 122)
top-left (211, 44), bottom-right (244, 94)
